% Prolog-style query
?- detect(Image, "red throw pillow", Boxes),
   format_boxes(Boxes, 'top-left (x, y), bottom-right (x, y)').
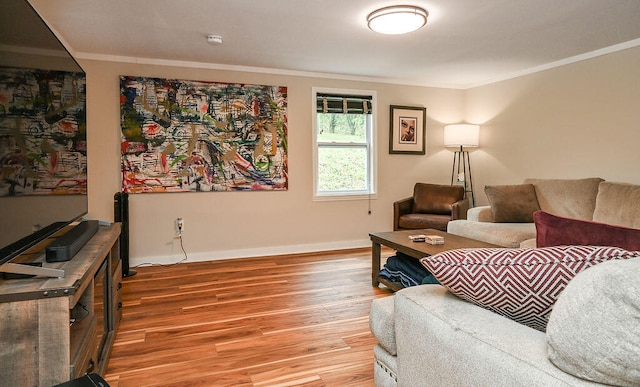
top-left (421, 246), bottom-right (639, 331)
top-left (534, 211), bottom-right (640, 250)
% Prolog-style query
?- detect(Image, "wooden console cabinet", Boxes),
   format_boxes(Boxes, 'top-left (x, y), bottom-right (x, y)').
top-left (0, 223), bottom-right (122, 386)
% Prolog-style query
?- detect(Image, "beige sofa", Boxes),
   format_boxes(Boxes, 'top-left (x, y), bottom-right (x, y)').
top-left (447, 178), bottom-right (640, 247)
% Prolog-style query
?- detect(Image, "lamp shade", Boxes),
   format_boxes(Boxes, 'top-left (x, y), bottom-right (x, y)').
top-left (444, 124), bottom-right (480, 147)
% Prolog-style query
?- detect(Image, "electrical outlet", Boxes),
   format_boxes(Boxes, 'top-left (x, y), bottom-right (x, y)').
top-left (175, 217), bottom-right (184, 235)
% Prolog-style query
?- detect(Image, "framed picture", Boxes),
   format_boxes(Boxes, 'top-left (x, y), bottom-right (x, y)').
top-left (119, 75), bottom-right (288, 193)
top-left (389, 105), bottom-right (426, 155)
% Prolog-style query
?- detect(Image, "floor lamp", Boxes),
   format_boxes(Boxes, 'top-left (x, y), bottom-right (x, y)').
top-left (444, 124), bottom-right (479, 207)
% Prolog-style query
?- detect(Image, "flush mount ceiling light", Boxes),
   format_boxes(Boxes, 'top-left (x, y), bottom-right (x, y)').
top-left (367, 5), bottom-right (428, 35)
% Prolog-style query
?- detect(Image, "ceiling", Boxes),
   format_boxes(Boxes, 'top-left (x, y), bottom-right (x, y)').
top-left (25, 0), bottom-right (640, 88)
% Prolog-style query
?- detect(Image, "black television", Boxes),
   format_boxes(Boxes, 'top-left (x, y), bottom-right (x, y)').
top-left (0, 0), bottom-right (88, 275)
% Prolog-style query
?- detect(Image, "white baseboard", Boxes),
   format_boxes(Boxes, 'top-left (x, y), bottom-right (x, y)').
top-left (130, 238), bottom-right (372, 267)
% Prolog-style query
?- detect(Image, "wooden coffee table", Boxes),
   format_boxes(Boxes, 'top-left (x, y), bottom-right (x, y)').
top-left (370, 228), bottom-right (498, 289)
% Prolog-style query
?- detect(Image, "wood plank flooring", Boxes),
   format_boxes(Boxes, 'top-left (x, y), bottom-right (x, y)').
top-left (104, 248), bottom-right (393, 386)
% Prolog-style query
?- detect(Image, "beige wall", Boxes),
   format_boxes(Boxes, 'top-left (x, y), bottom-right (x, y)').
top-left (82, 45), bottom-right (640, 264)
top-left (465, 45), bottom-right (640, 205)
top-left (82, 60), bottom-right (463, 264)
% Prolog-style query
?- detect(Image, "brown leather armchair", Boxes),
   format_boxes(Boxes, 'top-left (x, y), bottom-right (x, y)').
top-left (393, 183), bottom-right (469, 231)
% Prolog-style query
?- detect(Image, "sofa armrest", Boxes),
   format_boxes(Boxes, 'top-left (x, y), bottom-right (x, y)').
top-left (393, 197), bottom-right (413, 230)
top-left (451, 197), bottom-right (469, 220)
top-left (467, 205), bottom-right (493, 222)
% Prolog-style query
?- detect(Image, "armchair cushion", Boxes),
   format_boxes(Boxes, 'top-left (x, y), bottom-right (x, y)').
top-left (484, 184), bottom-right (540, 223)
top-left (398, 213), bottom-right (453, 231)
top-left (413, 183), bottom-right (464, 215)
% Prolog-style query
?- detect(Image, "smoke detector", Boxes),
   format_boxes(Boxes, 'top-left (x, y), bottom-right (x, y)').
top-left (207, 35), bottom-right (223, 45)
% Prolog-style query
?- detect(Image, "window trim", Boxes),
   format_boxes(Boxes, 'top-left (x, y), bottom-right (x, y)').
top-left (312, 87), bottom-right (377, 201)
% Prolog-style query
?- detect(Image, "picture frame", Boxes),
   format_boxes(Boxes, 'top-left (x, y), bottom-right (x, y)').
top-left (119, 75), bottom-right (288, 193)
top-left (389, 105), bottom-right (426, 155)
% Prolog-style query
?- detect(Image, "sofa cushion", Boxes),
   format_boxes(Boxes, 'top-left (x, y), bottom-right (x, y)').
top-left (535, 210), bottom-right (640, 250)
top-left (546, 258), bottom-right (640, 386)
top-left (485, 184), bottom-right (540, 223)
top-left (413, 183), bottom-right (464, 215)
top-left (420, 246), bottom-right (639, 331)
top-left (523, 177), bottom-right (603, 220)
top-left (592, 181), bottom-right (640, 229)
top-left (447, 220), bottom-right (536, 248)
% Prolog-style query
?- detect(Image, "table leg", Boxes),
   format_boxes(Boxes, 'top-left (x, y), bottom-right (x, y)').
top-left (372, 241), bottom-right (381, 287)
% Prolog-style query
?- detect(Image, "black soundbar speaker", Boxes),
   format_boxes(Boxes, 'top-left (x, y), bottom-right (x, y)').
top-left (52, 373), bottom-right (109, 387)
top-left (46, 220), bottom-right (99, 262)
top-left (114, 192), bottom-right (136, 277)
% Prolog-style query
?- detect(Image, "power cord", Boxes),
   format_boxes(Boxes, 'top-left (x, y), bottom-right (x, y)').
top-left (132, 232), bottom-right (189, 268)
top-left (176, 233), bottom-right (188, 264)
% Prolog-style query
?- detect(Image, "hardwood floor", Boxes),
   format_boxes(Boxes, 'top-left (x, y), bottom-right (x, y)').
top-left (104, 248), bottom-right (393, 386)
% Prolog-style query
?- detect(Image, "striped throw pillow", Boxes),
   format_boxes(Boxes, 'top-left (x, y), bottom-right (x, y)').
top-left (420, 246), bottom-right (639, 331)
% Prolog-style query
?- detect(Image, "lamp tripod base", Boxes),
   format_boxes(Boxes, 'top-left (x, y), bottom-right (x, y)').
top-left (450, 146), bottom-right (475, 207)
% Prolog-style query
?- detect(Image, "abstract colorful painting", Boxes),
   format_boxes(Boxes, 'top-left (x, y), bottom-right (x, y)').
top-left (0, 67), bottom-right (87, 196)
top-left (120, 76), bottom-right (288, 193)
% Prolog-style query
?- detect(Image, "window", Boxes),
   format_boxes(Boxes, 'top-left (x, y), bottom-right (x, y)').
top-left (312, 88), bottom-right (376, 200)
